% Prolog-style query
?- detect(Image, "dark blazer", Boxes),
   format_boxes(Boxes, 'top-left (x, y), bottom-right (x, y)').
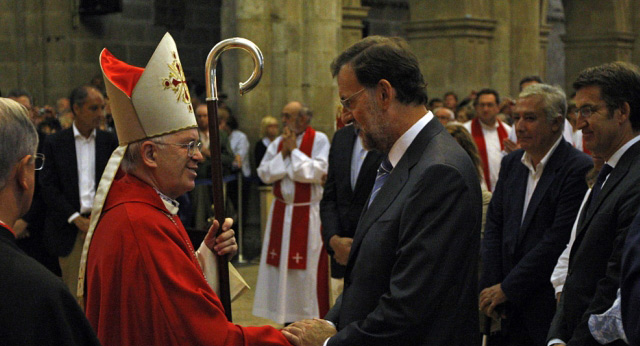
top-left (325, 119), bottom-right (482, 346)
top-left (40, 127), bottom-right (118, 256)
top-left (320, 125), bottom-right (384, 278)
top-left (622, 210), bottom-right (640, 346)
top-left (548, 140), bottom-right (640, 346)
top-left (0, 226), bottom-right (101, 345)
top-left (481, 138), bottom-right (592, 344)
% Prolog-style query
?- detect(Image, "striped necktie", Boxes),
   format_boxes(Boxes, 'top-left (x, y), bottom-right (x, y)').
top-left (368, 157), bottom-right (393, 207)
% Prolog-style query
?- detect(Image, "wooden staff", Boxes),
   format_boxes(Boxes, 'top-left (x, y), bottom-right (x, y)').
top-left (205, 38), bottom-right (264, 322)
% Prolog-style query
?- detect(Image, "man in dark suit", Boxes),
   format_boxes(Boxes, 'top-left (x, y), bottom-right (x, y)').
top-left (622, 211), bottom-right (640, 346)
top-left (41, 85), bottom-right (118, 295)
top-left (320, 123), bottom-right (383, 292)
top-left (479, 84), bottom-right (592, 345)
top-left (547, 62), bottom-right (640, 346)
top-left (283, 36), bottom-right (482, 346)
top-left (0, 97), bottom-right (100, 345)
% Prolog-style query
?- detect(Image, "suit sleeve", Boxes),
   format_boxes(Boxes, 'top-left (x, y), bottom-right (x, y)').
top-left (320, 134), bottom-right (343, 253)
top-left (329, 163), bottom-right (480, 345)
top-left (622, 209), bottom-right (640, 346)
top-left (567, 191), bottom-right (640, 346)
top-left (40, 135), bottom-right (77, 221)
top-left (480, 154), bottom-right (511, 289)
top-left (501, 160), bottom-right (591, 304)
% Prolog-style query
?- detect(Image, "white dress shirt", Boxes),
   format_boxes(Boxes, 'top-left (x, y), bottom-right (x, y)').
top-left (229, 130), bottom-right (251, 177)
top-left (68, 124), bottom-right (96, 223)
top-left (350, 130), bottom-right (368, 190)
top-left (520, 136), bottom-right (562, 223)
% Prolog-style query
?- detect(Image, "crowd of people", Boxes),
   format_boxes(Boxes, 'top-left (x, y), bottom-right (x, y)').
top-left (2, 32), bottom-right (640, 346)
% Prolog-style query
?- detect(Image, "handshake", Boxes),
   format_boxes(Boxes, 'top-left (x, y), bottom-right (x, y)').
top-left (281, 319), bottom-right (337, 346)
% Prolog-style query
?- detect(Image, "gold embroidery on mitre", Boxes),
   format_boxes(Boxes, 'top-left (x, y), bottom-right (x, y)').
top-left (162, 51), bottom-right (193, 113)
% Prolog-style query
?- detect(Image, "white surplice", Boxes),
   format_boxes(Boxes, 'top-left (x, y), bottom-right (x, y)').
top-left (253, 130), bottom-right (329, 323)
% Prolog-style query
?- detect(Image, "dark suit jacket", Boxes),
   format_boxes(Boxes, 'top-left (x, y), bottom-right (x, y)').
top-left (324, 119), bottom-right (482, 346)
top-left (621, 208), bottom-right (640, 346)
top-left (548, 140), bottom-right (640, 346)
top-left (40, 128), bottom-right (118, 256)
top-left (320, 125), bottom-right (384, 278)
top-left (481, 138), bottom-right (592, 344)
top-left (0, 225), bottom-right (101, 345)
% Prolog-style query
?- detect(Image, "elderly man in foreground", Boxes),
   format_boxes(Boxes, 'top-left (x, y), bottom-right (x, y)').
top-left (80, 33), bottom-right (293, 346)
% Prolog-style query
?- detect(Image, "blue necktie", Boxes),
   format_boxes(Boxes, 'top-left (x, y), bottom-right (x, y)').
top-left (588, 163), bottom-right (613, 213)
top-left (368, 157), bottom-right (393, 207)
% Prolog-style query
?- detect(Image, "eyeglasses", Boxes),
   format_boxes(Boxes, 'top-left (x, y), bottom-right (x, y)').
top-left (574, 105), bottom-right (603, 118)
top-left (34, 153), bottom-right (45, 171)
top-left (156, 140), bottom-right (202, 157)
top-left (340, 88), bottom-right (366, 111)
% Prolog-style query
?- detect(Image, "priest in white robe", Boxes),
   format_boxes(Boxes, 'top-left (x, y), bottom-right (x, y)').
top-left (253, 101), bottom-right (330, 324)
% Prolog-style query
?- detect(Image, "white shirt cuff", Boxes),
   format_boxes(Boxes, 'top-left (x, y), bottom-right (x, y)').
top-left (548, 338), bottom-right (565, 345)
top-left (554, 284), bottom-right (564, 295)
top-left (323, 338), bottom-right (331, 346)
top-left (67, 212), bottom-right (81, 224)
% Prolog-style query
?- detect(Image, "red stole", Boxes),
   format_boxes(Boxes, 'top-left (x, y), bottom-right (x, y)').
top-left (267, 126), bottom-right (316, 270)
top-left (471, 118), bottom-right (508, 191)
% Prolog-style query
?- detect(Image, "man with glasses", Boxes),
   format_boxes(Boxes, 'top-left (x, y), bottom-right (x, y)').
top-left (40, 85), bottom-right (118, 297)
top-left (282, 35), bottom-right (481, 346)
top-left (464, 88), bottom-right (511, 192)
top-left (253, 100), bottom-right (330, 325)
top-left (547, 62), bottom-right (640, 346)
top-left (82, 33), bottom-right (293, 346)
top-left (0, 97), bottom-right (100, 345)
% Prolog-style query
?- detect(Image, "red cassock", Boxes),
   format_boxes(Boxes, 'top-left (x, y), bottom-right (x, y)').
top-left (85, 172), bottom-right (292, 346)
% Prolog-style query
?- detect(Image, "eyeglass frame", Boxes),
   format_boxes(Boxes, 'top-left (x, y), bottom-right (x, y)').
top-left (340, 88), bottom-right (366, 111)
top-left (33, 153), bottom-right (45, 171)
top-left (574, 104), bottom-right (607, 119)
top-left (155, 140), bottom-right (203, 158)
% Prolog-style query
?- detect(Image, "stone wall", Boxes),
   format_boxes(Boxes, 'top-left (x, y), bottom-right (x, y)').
top-left (0, 0), bottom-right (221, 106)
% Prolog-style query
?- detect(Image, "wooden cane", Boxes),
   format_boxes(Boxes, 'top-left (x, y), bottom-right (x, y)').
top-left (205, 37), bottom-right (264, 322)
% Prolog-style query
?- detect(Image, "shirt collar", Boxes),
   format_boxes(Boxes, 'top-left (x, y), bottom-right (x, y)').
top-left (153, 188), bottom-right (180, 215)
top-left (606, 134), bottom-right (640, 169)
top-left (521, 135), bottom-right (563, 173)
top-left (387, 111), bottom-right (433, 167)
top-left (72, 122), bottom-right (96, 140)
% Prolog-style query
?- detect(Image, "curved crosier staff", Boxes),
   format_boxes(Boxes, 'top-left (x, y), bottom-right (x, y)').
top-left (205, 38), bottom-right (264, 321)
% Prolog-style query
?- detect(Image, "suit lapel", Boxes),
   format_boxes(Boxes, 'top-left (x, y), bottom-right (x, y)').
top-left (95, 131), bottom-right (111, 185)
top-left (346, 121), bottom-right (438, 272)
top-left (517, 140), bottom-right (566, 245)
top-left (576, 141), bottom-right (640, 236)
top-left (353, 150), bottom-right (382, 197)
top-left (64, 129), bottom-right (80, 202)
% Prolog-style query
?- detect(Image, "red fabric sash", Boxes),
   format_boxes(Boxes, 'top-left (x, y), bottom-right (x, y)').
top-left (471, 118), bottom-right (508, 191)
top-left (267, 127), bottom-right (316, 269)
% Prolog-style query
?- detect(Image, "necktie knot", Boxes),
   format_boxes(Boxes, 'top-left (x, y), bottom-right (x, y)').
top-left (595, 164), bottom-right (613, 186)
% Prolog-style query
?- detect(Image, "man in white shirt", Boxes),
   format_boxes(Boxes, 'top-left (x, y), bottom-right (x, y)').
top-left (479, 84), bottom-right (592, 345)
top-left (40, 85), bottom-right (118, 295)
top-left (253, 101), bottom-right (330, 324)
top-left (464, 88), bottom-right (511, 191)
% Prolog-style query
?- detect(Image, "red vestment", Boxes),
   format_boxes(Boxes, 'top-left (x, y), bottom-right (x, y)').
top-left (85, 172), bottom-right (291, 346)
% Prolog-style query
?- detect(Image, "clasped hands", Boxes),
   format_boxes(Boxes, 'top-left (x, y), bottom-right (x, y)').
top-left (282, 318), bottom-right (337, 346)
top-left (280, 127), bottom-right (297, 158)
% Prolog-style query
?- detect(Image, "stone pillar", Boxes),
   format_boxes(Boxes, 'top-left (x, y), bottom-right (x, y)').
top-left (222, 0), bottom-right (341, 141)
top-left (341, 0), bottom-right (369, 51)
top-left (405, 0), bottom-right (498, 100)
top-left (509, 0), bottom-right (543, 96)
top-left (563, 0), bottom-right (636, 91)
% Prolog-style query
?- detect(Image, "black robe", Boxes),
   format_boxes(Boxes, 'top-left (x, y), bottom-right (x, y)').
top-left (0, 225), bottom-right (100, 345)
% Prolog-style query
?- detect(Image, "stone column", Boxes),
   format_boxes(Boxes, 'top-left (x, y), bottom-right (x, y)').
top-left (509, 0), bottom-right (543, 96)
top-left (341, 0), bottom-right (369, 51)
top-left (222, 0), bottom-right (340, 141)
top-left (563, 0), bottom-right (636, 91)
top-left (405, 0), bottom-right (498, 101)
